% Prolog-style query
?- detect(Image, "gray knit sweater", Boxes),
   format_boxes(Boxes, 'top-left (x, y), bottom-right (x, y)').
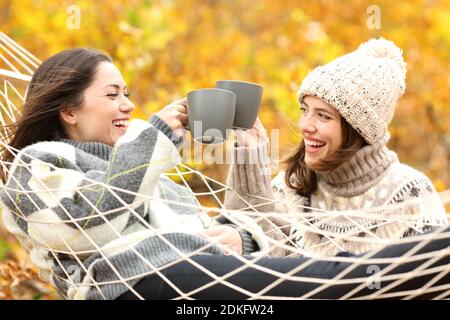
top-left (0, 115), bottom-right (269, 300)
top-left (224, 139), bottom-right (448, 257)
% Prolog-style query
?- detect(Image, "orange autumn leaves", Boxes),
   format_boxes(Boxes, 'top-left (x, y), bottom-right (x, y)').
top-left (0, 0), bottom-right (449, 299)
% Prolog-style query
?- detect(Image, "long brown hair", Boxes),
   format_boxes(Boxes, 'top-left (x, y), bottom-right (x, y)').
top-left (0, 48), bottom-right (111, 183)
top-left (284, 115), bottom-right (367, 196)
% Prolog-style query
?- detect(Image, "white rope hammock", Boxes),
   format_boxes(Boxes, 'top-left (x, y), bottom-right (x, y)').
top-left (0, 31), bottom-right (449, 300)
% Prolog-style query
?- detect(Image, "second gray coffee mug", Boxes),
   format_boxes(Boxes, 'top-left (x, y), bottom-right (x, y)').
top-left (187, 88), bottom-right (236, 144)
top-left (216, 80), bottom-right (263, 129)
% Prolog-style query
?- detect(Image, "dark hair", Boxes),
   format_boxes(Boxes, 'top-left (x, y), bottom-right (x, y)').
top-left (283, 115), bottom-right (367, 196)
top-left (1, 48), bottom-right (112, 183)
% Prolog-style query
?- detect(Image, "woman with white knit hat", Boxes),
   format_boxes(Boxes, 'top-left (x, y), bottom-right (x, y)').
top-left (1, 41), bottom-right (448, 300)
top-left (225, 38), bottom-right (448, 257)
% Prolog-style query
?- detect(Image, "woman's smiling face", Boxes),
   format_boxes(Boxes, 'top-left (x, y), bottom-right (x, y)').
top-left (299, 95), bottom-right (343, 169)
top-left (59, 61), bottom-right (135, 146)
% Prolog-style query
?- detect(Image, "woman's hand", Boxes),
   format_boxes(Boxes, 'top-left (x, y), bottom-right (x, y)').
top-left (234, 117), bottom-right (268, 148)
top-left (197, 225), bottom-right (243, 255)
top-left (155, 97), bottom-right (188, 135)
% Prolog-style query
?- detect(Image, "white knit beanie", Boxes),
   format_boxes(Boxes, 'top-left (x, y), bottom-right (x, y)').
top-left (297, 38), bottom-right (407, 144)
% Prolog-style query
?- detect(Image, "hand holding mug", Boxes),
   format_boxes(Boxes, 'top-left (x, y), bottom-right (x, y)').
top-left (234, 117), bottom-right (269, 148)
top-left (155, 98), bottom-right (188, 137)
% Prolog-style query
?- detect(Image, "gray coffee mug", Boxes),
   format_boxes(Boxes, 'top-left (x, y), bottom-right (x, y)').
top-left (187, 88), bottom-right (236, 144)
top-left (216, 80), bottom-right (263, 129)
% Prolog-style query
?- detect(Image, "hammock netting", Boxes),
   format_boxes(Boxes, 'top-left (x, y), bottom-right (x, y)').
top-left (0, 31), bottom-right (449, 300)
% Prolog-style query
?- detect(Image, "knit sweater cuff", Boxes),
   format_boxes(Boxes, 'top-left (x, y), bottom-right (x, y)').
top-left (149, 114), bottom-right (184, 148)
top-left (228, 140), bottom-right (272, 195)
top-left (240, 229), bottom-right (258, 256)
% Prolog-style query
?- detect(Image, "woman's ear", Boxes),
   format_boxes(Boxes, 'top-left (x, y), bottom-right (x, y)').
top-left (59, 108), bottom-right (77, 125)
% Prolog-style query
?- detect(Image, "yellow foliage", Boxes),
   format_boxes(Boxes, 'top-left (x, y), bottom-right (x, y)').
top-left (0, 0), bottom-right (449, 299)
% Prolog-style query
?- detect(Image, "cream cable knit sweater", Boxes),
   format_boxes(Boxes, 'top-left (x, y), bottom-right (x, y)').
top-left (224, 140), bottom-right (448, 257)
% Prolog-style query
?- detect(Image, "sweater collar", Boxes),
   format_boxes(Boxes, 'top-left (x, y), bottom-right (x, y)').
top-left (316, 138), bottom-right (399, 197)
top-left (59, 139), bottom-right (112, 161)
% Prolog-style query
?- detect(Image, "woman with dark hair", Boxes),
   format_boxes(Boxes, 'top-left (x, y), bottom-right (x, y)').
top-left (0, 48), bottom-right (269, 299)
top-left (224, 38), bottom-right (448, 257)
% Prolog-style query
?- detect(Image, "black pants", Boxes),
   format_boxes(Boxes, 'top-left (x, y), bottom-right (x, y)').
top-left (117, 227), bottom-right (449, 300)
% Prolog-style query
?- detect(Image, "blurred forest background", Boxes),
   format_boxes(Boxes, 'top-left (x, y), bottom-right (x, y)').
top-left (0, 0), bottom-right (449, 299)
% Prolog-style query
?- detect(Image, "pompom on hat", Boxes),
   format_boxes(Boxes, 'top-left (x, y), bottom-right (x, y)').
top-left (297, 38), bottom-right (407, 145)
